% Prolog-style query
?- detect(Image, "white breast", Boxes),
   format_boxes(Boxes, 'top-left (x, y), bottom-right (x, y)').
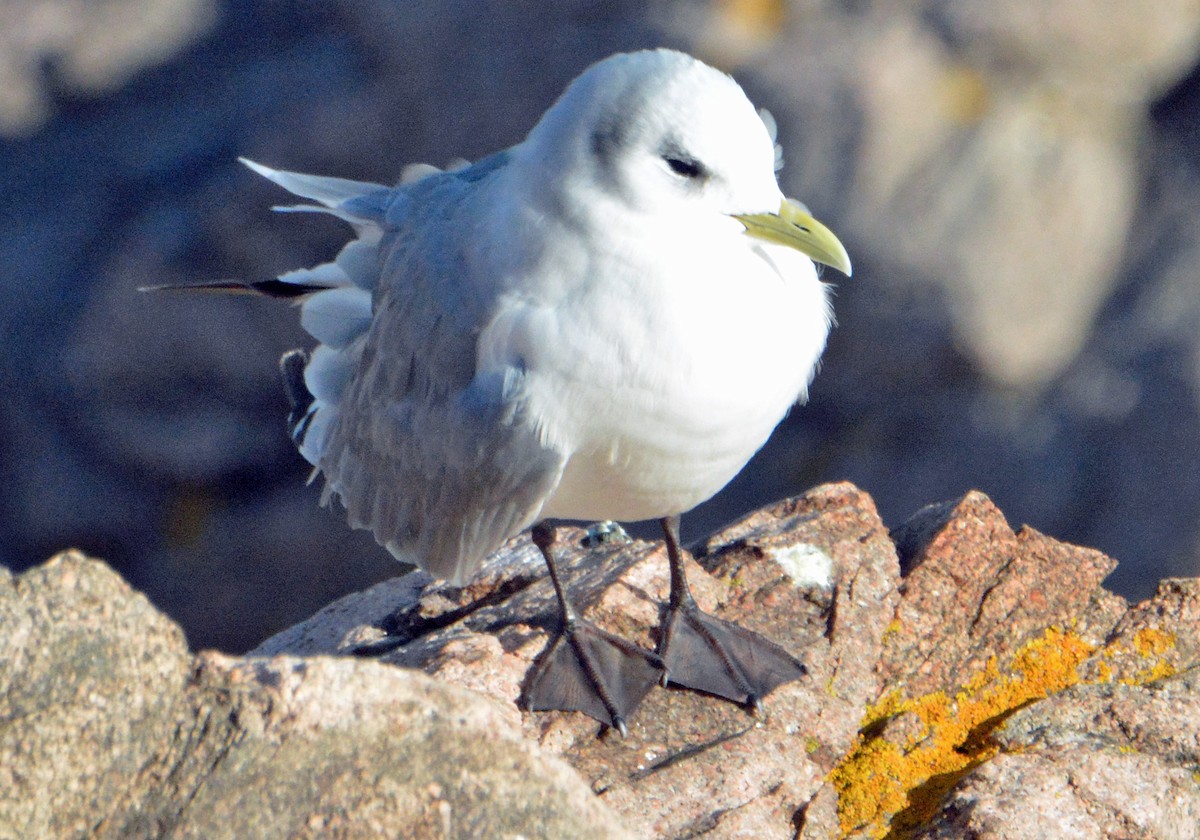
top-left (516, 226), bottom-right (832, 523)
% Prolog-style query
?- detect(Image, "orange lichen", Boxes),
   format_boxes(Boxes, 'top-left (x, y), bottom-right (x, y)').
top-left (1132, 626), bottom-right (1175, 658)
top-left (831, 628), bottom-right (1094, 838)
top-left (1117, 628), bottom-right (1177, 685)
top-left (831, 624), bottom-right (1181, 838)
top-left (1120, 657), bottom-right (1177, 686)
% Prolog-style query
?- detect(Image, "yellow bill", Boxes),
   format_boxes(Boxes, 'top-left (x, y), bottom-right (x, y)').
top-left (733, 198), bottom-right (852, 277)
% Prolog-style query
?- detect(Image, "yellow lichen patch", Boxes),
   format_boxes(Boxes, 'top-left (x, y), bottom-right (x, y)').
top-left (831, 622), bottom-right (1184, 838)
top-left (866, 689), bottom-right (907, 724)
top-left (1104, 626), bottom-right (1177, 685)
top-left (830, 627), bottom-right (1096, 839)
top-left (1132, 627), bottom-right (1175, 658)
top-left (1120, 657), bottom-right (1177, 686)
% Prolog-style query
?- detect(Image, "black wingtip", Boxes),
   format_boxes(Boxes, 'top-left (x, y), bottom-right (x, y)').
top-left (138, 279), bottom-right (336, 298)
top-left (248, 278), bottom-right (338, 299)
top-left (138, 280), bottom-right (261, 295)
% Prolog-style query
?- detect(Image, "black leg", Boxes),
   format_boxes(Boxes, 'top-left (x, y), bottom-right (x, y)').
top-left (521, 522), bottom-right (663, 735)
top-left (657, 515), bottom-right (806, 711)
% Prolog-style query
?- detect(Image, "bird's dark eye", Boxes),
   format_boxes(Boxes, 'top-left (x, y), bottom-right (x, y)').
top-left (665, 155), bottom-right (706, 180)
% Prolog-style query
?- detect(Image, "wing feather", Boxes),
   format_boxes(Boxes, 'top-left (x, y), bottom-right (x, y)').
top-left (303, 159), bottom-right (565, 583)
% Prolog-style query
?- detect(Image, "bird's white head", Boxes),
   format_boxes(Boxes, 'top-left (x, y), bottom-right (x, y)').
top-left (518, 49), bottom-right (851, 276)
top-left (523, 50), bottom-right (778, 215)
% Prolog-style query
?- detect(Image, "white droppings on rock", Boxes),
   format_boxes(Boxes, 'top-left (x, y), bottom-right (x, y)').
top-left (769, 542), bottom-right (834, 588)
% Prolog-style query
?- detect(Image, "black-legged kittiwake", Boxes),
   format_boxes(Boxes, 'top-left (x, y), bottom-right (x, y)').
top-left (157, 48), bottom-right (851, 735)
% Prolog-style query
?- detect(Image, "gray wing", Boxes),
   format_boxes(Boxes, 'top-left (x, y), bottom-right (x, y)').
top-left (311, 156), bottom-right (566, 583)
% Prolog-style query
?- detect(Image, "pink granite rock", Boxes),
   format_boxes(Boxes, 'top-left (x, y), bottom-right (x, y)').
top-left (4, 484), bottom-right (1198, 838)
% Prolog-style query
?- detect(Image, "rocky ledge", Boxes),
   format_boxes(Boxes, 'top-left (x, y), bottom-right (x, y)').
top-left (2, 483), bottom-right (1197, 838)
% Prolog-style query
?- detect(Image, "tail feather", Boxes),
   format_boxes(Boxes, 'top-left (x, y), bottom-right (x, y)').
top-left (271, 202), bottom-right (381, 227)
top-left (238, 158), bottom-right (386, 208)
top-left (280, 262), bottom-right (350, 286)
top-left (303, 344), bottom-right (356, 405)
top-left (334, 238), bottom-right (383, 290)
top-left (234, 158), bottom-right (391, 470)
top-left (300, 286), bottom-right (373, 349)
top-left (150, 160), bottom-right (391, 473)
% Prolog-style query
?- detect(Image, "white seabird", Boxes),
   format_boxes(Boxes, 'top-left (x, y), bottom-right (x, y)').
top-left (169, 48), bottom-right (851, 734)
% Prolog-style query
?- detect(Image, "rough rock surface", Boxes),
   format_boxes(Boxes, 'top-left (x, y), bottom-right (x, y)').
top-left (4, 483), bottom-right (1197, 839)
top-left (257, 482), bottom-right (900, 838)
top-left (919, 671), bottom-right (1200, 839)
top-left (884, 490), bottom-right (1119, 696)
top-left (0, 553), bottom-right (629, 840)
top-left (0, 550), bottom-right (191, 838)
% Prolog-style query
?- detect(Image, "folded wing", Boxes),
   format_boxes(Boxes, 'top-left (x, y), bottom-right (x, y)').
top-left (246, 156), bottom-right (565, 583)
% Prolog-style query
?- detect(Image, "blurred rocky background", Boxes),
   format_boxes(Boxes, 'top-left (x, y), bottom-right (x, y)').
top-left (3, 0), bottom-right (1199, 653)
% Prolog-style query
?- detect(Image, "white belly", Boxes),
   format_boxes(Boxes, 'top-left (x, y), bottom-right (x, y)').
top-left (540, 392), bottom-right (788, 521)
